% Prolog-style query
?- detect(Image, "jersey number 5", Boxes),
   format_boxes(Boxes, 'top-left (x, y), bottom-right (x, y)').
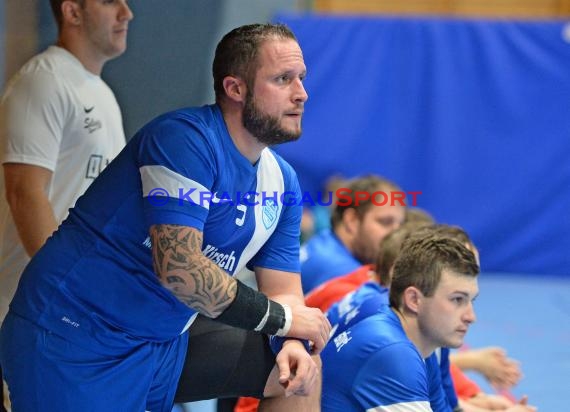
top-left (235, 204), bottom-right (246, 227)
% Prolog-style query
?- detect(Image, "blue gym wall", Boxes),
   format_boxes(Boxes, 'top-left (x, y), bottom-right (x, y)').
top-left (2, 4), bottom-right (569, 277)
top-left (274, 14), bottom-right (570, 277)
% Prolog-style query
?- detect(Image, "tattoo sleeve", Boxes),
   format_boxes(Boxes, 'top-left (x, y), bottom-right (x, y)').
top-left (150, 224), bottom-right (237, 318)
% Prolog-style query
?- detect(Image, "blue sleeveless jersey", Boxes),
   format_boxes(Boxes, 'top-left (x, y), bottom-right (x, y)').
top-left (9, 105), bottom-right (302, 352)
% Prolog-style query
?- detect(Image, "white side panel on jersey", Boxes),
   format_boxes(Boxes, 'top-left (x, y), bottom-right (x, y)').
top-left (366, 401), bottom-right (432, 412)
top-left (233, 149), bottom-right (284, 273)
top-left (140, 164), bottom-right (211, 209)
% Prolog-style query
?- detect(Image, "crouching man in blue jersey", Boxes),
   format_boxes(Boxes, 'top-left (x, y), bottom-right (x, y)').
top-left (321, 232), bottom-right (476, 411)
top-left (0, 23), bottom-right (331, 412)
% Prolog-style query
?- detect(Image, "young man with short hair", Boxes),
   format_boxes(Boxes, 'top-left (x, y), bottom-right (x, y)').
top-left (322, 232), bottom-right (479, 411)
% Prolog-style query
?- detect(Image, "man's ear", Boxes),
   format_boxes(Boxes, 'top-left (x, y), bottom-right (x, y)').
top-left (61, 0), bottom-right (83, 27)
top-left (342, 208), bottom-right (360, 236)
top-left (402, 286), bottom-right (422, 314)
top-left (222, 76), bottom-right (247, 103)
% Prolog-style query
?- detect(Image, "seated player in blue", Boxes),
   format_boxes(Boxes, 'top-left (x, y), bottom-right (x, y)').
top-left (325, 225), bottom-right (465, 411)
top-left (0, 23), bottom-right (331, 412)
top-left (325, 224), bottom-right (532, 412)
top-left (300, 174), bottom-right (405, 293)
top-left (321, 232), bottom-right (480, 411)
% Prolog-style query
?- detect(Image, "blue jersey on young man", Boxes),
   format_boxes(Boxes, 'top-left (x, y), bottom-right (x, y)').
top-left (326, 281), bottom-right (458, 410)
top-left (300, 229), bottom-right (361, 293)
top-left (322, 301), bottom-right (452, 411)
top-left (8, 104), bottom-right (302, 351)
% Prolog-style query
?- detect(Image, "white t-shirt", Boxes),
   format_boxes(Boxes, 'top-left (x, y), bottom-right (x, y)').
top-left (0, 46), bottom-right (126, 321)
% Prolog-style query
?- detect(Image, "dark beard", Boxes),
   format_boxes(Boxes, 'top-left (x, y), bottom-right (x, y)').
top-left (242, 94), bottom-right (301, 146)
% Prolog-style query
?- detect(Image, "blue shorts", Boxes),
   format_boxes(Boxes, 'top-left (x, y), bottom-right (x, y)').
top-left (0, 312), bottom-right (188, 412)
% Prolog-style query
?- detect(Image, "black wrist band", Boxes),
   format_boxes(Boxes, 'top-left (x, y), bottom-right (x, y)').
top-left (215, 279), bottom-right (286, 335)
top-left (264, 300), bottom-right (286, 334)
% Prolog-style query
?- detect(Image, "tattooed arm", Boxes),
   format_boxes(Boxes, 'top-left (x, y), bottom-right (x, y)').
top-left (151, 223), bottom-right (330, 349)
top-left (150, 223), bottom-right (236, 318)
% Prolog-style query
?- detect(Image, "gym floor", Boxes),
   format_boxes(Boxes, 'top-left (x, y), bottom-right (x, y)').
top-left (462, 272), bottom-right (570, 410)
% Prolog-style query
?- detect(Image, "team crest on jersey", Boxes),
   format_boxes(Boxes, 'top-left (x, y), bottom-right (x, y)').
top-left (262, 199), bottom-right (278, 229)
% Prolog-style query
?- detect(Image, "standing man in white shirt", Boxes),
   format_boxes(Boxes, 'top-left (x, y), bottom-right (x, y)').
top-left (0, 1), bottom-right (133, 409)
